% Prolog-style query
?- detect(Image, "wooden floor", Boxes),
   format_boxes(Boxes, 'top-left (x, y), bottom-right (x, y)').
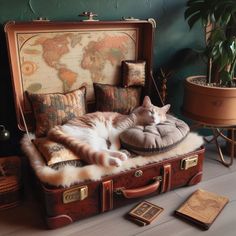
top-left (1, 141), bottom-right (236, 236)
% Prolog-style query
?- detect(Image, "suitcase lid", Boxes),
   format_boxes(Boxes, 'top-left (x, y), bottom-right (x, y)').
top-left (4, 19), bottom-right (155, 131)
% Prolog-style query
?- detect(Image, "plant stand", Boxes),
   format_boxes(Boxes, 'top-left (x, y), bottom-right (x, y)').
top-left (191, 123), bottom-right (235, 167)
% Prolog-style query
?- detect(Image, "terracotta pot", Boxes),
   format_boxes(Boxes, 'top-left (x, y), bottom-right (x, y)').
top-left (182, 75), bottom-right (236, 126)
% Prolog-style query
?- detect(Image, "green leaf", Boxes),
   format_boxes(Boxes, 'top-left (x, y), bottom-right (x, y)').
top-left (227, 40), bottom-right (236, 61)
top-left (210, 43), bottom-right (224, 61)
top-left (187, 11), bottom-right (203, 28)
top-left (184, 6), bottom-right (201, 20)
top-left (207, 29), bottom-right (225, 48)
top-left (219, 51), bottom-right (230, 70)
top-left (229, 40), bottom-right (236, 55)
top-left (221, 12), bottom-right (232, 25)
top-left (220, 70), bottom-right (232, 85)
top-left (216, 41), bottom-right (224, 57)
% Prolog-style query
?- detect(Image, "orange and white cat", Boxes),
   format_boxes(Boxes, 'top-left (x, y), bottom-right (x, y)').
top-left (48, 96), bottom-right (170, 167)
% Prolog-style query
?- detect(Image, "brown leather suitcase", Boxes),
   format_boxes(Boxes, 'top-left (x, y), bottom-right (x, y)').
top-left (4, 19), bottom-right (205, 229)
top-left (38, 148), bottom-right (204, 229)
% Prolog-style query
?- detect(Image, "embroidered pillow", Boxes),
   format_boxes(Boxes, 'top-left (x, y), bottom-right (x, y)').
top-left (27, 87), bottom-right (86, 137)
top-left (122, 60), bottom-right (146, 87)
top-left (32, 138), bottom-right (84, 169)
top-left (94, 83), bottom-right (142, 114)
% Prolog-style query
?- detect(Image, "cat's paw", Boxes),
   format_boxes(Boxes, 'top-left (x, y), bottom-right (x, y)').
top-left (120, 149), bottom-right (132, 158)
top-left (117, 152), bottom-right (128, 161)
top-left (108, 157), bottom-right (122, 167)
top-left (104, 150), bottom-right (128, 162)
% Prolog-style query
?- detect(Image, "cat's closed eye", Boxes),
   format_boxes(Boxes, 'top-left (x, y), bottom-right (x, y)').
top-left (148, 110), bottom-right (155, 115)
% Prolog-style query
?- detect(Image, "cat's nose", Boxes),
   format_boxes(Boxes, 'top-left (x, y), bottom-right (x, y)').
top-left (153, 117), bottom-right (160, 124)
top-left (148, 117), bottom-right (156, 125)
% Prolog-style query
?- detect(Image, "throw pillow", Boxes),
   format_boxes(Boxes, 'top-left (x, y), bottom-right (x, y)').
top-left (27, 87), bottom-right (86, 137)
top-left (94, 83), bottom-right (142, 114)
top-left (32, 137), bottom-right (84, 169)
top-left (122, 60), bottom-right (146, 87)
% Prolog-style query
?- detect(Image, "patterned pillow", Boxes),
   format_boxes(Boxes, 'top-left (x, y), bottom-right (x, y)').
top-left (94, 83), bottom-right (142, 114)
top-left (27, 87), bottom-right (86, 137)
top-left (32, 138), bottom-right (84, 169)
top-left (122, 60), bottom-right (146, 87)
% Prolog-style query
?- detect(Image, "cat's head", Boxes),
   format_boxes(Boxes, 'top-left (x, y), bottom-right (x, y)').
top-left (133, 96), bottom-right (170, 125)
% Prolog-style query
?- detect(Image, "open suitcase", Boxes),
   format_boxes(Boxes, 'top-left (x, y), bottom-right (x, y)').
top-left (5, 19), bottom-right (204, 229)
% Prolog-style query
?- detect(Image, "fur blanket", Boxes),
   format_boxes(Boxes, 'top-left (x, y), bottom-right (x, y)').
top-left (21, 132), bottom-right (204, 187)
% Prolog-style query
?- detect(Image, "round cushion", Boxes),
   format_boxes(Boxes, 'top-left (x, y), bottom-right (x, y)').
top-left (120, 114), bottom-right (190, 155)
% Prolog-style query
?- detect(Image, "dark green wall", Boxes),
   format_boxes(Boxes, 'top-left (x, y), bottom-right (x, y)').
top-left (0, 0), bottom-right (206, 156)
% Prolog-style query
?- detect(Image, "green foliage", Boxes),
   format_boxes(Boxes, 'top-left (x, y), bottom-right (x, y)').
top-left (185, 0), bottom-right (236, 86)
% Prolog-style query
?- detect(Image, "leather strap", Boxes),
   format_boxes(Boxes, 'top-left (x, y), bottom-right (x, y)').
top-left (161, 163), bottom-right (172, 193)
top-left (17, 95), bottom-right (31, 142)
top-left (101, 180), bottom-right (113, 212)
top-left (114, 179), bottom-right (161, 199)
top-left (150, 70), bottom-right (165, 106)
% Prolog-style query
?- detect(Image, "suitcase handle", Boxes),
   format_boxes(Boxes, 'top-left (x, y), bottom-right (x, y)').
top-left (114, 178), bottom-right (161, 199)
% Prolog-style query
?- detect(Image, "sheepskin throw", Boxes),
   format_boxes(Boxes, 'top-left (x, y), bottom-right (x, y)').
top-left (21, 132), bottom-right (204, 187)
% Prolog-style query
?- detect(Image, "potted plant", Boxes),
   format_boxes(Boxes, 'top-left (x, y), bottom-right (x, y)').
top-left (182, 0), bottom-right (236, 125)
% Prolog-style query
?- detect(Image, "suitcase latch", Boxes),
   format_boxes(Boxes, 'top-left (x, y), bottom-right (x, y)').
top-left (63, 186), bottom-right (88, 204)
top-left (134, 170), bottom-right (143, 177)
top-left (181, 155), bottom-right (198, 170)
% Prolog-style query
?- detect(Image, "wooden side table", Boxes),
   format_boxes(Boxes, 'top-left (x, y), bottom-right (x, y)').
top-left (0, 156), bottom-right (22, 210)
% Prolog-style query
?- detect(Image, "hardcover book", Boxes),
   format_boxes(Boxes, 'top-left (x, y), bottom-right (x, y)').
top-left (128, 201), bottom-right (163, 226)
top-left (175, 189), bottom-right (229, 230)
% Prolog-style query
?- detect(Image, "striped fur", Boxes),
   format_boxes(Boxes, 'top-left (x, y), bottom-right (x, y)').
top-left (48, 96), bottom-right (170, 167)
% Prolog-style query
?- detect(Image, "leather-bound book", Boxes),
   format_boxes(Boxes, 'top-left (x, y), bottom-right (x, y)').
top-left (128, 201), bottom-right (163, 226)
top-left (175, 189), bottom-right (229, 230)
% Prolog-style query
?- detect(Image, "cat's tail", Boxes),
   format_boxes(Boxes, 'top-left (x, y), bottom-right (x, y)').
top-left (48, 126), bottom-right (121, 167)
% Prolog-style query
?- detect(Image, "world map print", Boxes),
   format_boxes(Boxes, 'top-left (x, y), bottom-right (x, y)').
top-left (17, 29), bottom-right (137, 101)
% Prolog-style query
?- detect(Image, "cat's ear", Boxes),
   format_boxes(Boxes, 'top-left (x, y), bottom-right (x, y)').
top-left (142, 96), bottom-right (152, 107)
top-left (161, 104), bottom-right (171, 113)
